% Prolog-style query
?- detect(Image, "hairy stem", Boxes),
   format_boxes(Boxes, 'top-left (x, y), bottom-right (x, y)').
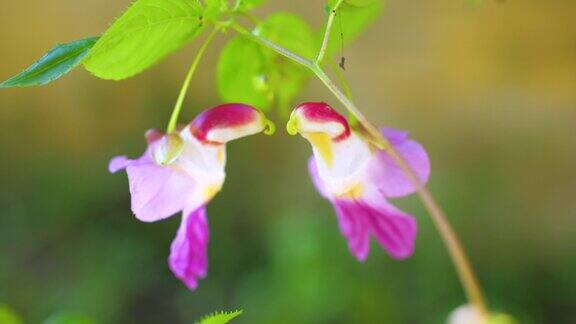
top-left (330, 57), bottom-right (354, 101)
top-left (233, 24), bottom-right (314, 69)
top-left (167, 27), bottom-right (219, 133)
top-left (316, 0), bottom-right (345, 64)
top-left (231, 20), bottom-right (489, 320)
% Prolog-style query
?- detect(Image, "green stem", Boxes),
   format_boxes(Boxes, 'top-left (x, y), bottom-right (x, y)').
top-left (316, 0), bottom-right (345, 64)
top-left (329, 56), bottom-right (354, 102)
top-left (231, 23), bottom-right (314, 69)
top-left (329, 55), bottom-right (357, 126)
top-left (231, 20), bottom-right (489, 321)
top-left (167, 27), bottom-right (219, 133)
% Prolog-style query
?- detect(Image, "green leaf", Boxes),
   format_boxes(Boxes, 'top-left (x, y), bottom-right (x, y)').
top-left (204, 0), bottom-right (228, 20)
top-left (322, 0), bottom-right (384, 55)
top-left (198, 310), bottom-right (243, 324)
top-left (257, 13), bottom-right (316, 59)
top-left (84, 0), bottom-right (205, 80)
top-left (217, 13), bottom-right (314, 112)
top-left (0, 37), bottom-right (98, 88)
top-left (217, 37), bottom-right (272, 109)
top-left (234, 0), bottom-right (266, 11)
top-left (258, 13), bottom-right (315, 113)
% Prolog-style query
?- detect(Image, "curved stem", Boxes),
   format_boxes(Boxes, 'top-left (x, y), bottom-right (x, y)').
top-left (167, 27), bottom-right (219, 133)
top-left (231, 23), bottom-right (313, 69)
top-left (385, 148), bottom-right (489, 320)
top-left (230, 21), bottom-right (489, 321)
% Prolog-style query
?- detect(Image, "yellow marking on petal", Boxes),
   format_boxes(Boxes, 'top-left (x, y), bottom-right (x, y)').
top-left (217, 147), bottom-right (225, 165)
top-left (308, 132), bottom-right (333, 167)
top-left (344, 183), bottom-right (364, 199)
top-left (204, 185), bottom-right (221, 201)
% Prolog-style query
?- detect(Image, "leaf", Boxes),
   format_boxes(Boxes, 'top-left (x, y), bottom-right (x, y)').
top-left (217, 37), bottom-right (272, 109)
top-left (198, 310), bottom-right (243, 324)
top-left (258, 13), bottom-right (315, 113)
top-left (84, 0), bottom-right (205, 80)
top-left (322, 0), bottom-right (384, 55)
top-left (0, 37), bottom-right (98, 88)
top-left (217, 13), bottom-right (314, 112)
top-left (257, 13), bottom-right (316, 59)
top-left (234, 0), bottom-right (266, 11)
top-left (204, 0), bottom-right (228, 20)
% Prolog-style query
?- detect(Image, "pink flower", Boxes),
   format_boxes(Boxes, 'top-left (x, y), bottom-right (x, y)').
top-left (109, 103), bottom-right (275, 290)
top-left (287, 102), bottom-right (430, 261)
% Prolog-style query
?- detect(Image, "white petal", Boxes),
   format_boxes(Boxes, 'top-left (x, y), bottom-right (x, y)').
top-left (312, 132), bottom-right (373, 197)
top-left (176, 128), bottom-right (226, 199)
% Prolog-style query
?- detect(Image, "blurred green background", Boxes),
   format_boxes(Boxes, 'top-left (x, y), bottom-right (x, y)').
top-left (1, 0), bottom-right (575, 323)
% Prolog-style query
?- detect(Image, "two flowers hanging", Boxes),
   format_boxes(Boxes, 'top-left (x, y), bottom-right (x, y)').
top-left (110, 102), bottom-right (430, 290)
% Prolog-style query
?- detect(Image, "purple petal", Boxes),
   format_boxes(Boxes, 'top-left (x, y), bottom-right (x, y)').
top-left (333, 198), bottom-right (417, 260)
top-left (169, 207), bottom-right (209, 290)
top-left (308, 157), bottom-right (329, 198)
top-left (124, 153), bottom-right (197, 222)
top-left (381, 127), bottom-right (409, 144)
top-left (369, 128), bottom-right (430, 198)
top-left (109, 155), bottom-right (129, 173)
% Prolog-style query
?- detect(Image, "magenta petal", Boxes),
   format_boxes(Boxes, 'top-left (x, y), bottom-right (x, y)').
top-left (369, 128), bottom-right (430, 198)
top-left (169, 207), bottom-right (209, 290)
top-left (125, 154), bottom-right (197, 222)
top-left (364, 200), bottom-right (417, 259)
top-left (333, 198), bottom-right (417, 260)
top-left (333, 200), bottom-right (371, 261)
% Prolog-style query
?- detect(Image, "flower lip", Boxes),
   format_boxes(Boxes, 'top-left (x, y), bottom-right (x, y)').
top-left (287, 102), bottom-right (351, 141)
top-left (189, 103), bottom-right (274, 144)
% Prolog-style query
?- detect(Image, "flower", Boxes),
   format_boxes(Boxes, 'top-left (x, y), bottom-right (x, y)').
top-left (287, 102), bottom-right (430, 261)
top-left (109, 103), bottom-right (275, 290)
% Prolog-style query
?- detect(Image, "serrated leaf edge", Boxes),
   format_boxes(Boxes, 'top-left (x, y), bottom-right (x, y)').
top-left (197, 309), bottom-right (243, 324)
